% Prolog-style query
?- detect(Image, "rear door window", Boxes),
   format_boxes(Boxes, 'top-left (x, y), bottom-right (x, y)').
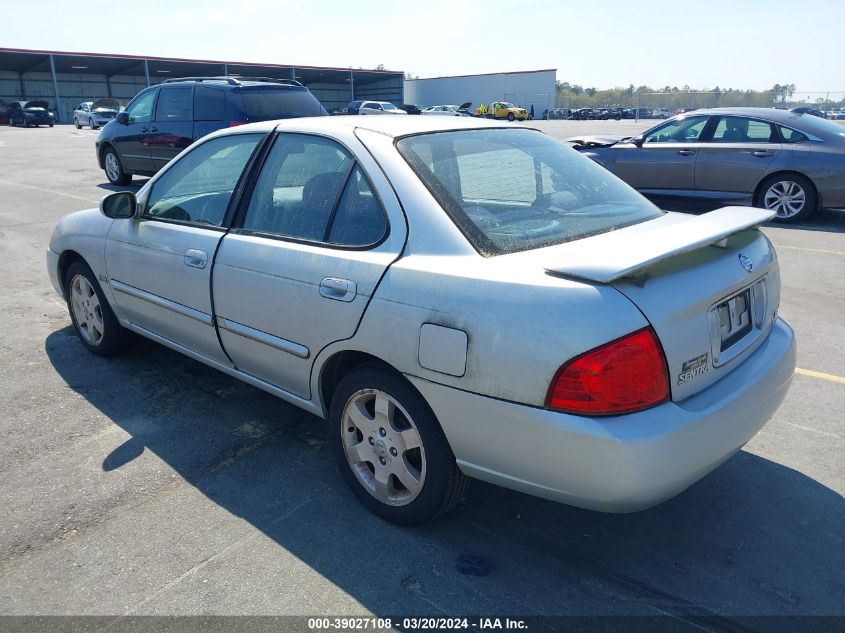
top-left (779, 126), bottom-right (808, 143)
top-left (241, 134), bottom-right (353, 241)
top-left (154, 87), bottom-right (193, 122)
top-left (710, 117), bottom-right (776, 143)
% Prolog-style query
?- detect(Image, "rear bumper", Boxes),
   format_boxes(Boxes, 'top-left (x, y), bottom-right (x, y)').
top-left (408, 318), bottom-right (795, 512)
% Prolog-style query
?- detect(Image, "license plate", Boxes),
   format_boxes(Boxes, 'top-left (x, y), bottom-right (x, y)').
top-left (716, 289), bottom-right (752, 351)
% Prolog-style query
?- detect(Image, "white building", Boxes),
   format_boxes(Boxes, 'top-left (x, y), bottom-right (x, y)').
top-left (405, 69), bottom-right (556, 116)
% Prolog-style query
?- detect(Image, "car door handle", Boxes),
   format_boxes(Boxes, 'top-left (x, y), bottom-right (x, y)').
top-left (319, 277), bottom-right (357, 302)
top-left (184, 249), bottom-right (208, 269)
top-left (149, 126), bottom-right (158, 133)
top-left (676, 149), bottom-right (696, 156)
top-left (752, 150), bottom-right (773, 157)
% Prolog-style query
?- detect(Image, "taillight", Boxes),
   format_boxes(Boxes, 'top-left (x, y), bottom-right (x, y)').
top-left (546, 327), bottom-right (669, 416)
top-left (228, 121), bottom-right (246, 127)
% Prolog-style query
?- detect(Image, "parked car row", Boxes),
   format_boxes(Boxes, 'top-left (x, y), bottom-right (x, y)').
top-left (7, 100), bottom-right (55, 127)
top-left (568, 107), bottom-right (845, 223)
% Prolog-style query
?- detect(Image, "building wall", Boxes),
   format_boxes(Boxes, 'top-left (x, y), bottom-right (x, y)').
top-left (405, 70), bottom-right (555, 116)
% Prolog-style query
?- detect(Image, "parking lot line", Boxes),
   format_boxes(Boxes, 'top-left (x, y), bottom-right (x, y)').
top-left (773, 245), bottom-right (844, 256)
top-left (795, 367), bottom-right (845, 385)
top-left (0, 177), bottom-right (99, 204)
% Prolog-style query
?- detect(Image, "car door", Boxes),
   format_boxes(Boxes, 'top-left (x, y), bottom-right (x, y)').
top-left (113, 89), bottom-right (157, 174)
top-left (693, 115), bottom-right (782, 202)
top-left (105, 132), bottom-right (264, 365)
top-left (609, 114), bottom-right (711, 196)
top-left (148, 85), bottom-right (195, 171)
top-left (212, 131), bottom-right (406, 399)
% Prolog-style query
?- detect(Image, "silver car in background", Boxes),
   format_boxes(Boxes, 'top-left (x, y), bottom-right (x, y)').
top-left (47, 116), bottom-right (795, 524)
top-left (73, 98), bottom-right (120, 129)
top-left (569, 107), bottom-right (845, 222)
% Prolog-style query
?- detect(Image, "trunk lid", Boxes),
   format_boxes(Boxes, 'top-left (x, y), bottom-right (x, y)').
top-left (544, 207), bottom-right (780, 401)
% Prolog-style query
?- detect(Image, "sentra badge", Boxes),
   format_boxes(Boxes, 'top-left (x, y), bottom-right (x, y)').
top-left (678, 353), bottom-right (709, 384)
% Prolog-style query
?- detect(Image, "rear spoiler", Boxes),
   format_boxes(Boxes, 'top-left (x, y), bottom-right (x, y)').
top-left (545, 206), bottom-right (775, 283)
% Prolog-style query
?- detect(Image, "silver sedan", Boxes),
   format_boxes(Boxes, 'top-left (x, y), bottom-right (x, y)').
top-left (569, 107), bottom-right (845, 223)
top-left (47, 116), bottom-right (795, 524)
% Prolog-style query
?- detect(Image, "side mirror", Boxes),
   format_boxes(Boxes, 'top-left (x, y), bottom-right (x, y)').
top-left (632, 135), bottom-right (645, 147)
top-left (115, 111), bottom-right (129, 125)
top-left (100, 191), bottom-right (137, 219)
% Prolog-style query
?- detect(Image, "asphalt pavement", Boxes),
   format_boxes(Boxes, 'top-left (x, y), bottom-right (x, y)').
top-left (0, 123), bottom-right (842, 626)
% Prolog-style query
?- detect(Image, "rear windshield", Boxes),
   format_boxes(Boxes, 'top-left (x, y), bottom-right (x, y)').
top-left (396, 128), bottom-right (662, 255)
top-left (785, 112), bottom-right (845, 138)
top-left (25, 102), bottom-right (48, 111)
top-left (239, 87), bottom-right (327, 121)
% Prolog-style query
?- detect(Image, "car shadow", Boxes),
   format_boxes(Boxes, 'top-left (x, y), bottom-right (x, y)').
top-left (44, 327), bottom-right (845, 620)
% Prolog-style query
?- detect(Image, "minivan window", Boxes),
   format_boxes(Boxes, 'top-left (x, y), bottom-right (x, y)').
top-left (396, 128), bottom-right (662, 255)
top-left (125, 91), bottom-right (155, 124)
top-left (155, 87), bottom-right (193, 122)
top-left (144, 134), bottom-right (262, 226)
top-left (194, 86), bottom-right (226, 121)
top-left (239, 87), bottom-right (327, 121)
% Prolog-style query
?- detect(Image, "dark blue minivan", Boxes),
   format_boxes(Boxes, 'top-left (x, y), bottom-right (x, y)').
top-left (96, 77), bottom-right (327, 185)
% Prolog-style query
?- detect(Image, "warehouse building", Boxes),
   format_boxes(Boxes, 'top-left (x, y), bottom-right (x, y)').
top-left (405, 69), bottom-right (556, 116)
top-left (0, 47), bottom-right (404, 123)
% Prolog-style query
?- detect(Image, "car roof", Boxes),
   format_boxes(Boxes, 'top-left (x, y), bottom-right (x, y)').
top-left (683, 106), bottom-right (821, 124)
top-left (219, 114), bottom-right (525, 138)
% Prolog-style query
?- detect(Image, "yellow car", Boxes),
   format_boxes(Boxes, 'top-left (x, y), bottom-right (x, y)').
top-left (487, 102), bottom-right (529, 121)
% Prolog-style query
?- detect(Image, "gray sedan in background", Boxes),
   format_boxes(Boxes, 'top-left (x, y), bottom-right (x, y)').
top-left (569, 107), bottom-right (845, 222)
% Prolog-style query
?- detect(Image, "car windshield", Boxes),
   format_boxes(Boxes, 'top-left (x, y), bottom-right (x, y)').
top-left (501, 103), bottom-right (515, 108)
top-left (396, 128), bottom-right (662, 255)
top-left (239, 87), bottom-right (327, 121)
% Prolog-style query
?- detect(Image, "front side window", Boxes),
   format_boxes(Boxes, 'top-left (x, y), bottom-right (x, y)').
top-left (710, 117), bottom-right (775, 143)
top-left (126, 90), bottom-right (156, 124)
top-left (154, 87), bottom-right (193, 122)
top-left (145, 134), bottom-right (261, 226)
top-left (644, 115), bottom-right (709, 143)
top-left (397, 128), bottom-right (662, 255)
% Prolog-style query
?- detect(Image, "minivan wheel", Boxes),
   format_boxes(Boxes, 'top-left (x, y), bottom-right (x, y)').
top-left (103, 148), bottom-right (131, 185)
top-left (64, 260), bottom-right (131, 356)
top-left (756, 173), bottom-right (817, 223)
top-left (329, 365), bottom-right (469, 524)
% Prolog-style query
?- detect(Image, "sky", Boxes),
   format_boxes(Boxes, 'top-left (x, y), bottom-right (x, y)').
top-left (2, 0), bottom-right (842, 93)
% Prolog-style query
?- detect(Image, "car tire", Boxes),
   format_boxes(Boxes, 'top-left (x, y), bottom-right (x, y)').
top-left (755, 173), bottom-right (817, 223)
top-left (49, 123), bottom-right (53, 128)
top-left (103, 147), bottom-right (131, 185)
top-left (507, 113), bottom-right (515, 121)
top-left (90, 118), bottom-right (97, 130)
top-left (74, 119), bottom-right (81, 129)
top-left (329, 364), bottom-right (469, 525)
top-left (64, 260), bottom-right (132, 357)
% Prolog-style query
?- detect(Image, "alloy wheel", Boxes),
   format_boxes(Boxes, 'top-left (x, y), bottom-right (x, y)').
top-left (341, 388), bottom-right (426, 506)
top-left (105, 152), bottom-right (120, 182)
top-left (70, 274), bottom-right (105, 346)
top-left (764, 180), bottom-right (806, 218)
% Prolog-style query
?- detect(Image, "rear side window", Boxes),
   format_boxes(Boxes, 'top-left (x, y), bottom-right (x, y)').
top-left (711, 117), bottom-right (775, 143)
top-left (241, 134), bottom-right (385, 247)
top-left (144, 134), bottom-right (261, 226)
top-left (242, 134), bottom-right (352, 241)
top-left (155, 87), bottom-right (193, 122)
top-left (397, 128), bottom-right (662, 256)
top-left (239, 87), bottom-right (327, 121)
top-left (779, 126), bottom-right (808, 143)
top-left (194, 86), bottom-right (226, 121)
